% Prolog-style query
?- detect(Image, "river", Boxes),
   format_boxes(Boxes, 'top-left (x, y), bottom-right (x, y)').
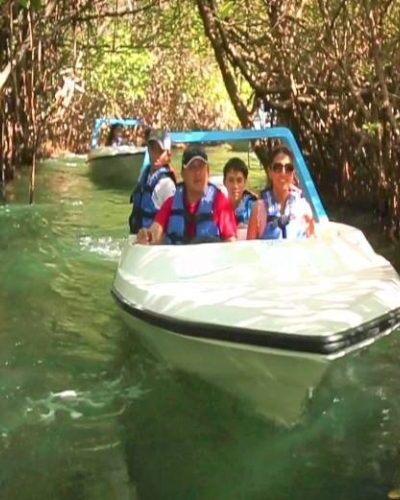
top-left (1, 156), bottom-right (400, 499)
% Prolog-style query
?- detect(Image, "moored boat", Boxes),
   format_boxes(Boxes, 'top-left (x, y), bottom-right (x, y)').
top-left (111, 127), bottom-right (400, 424)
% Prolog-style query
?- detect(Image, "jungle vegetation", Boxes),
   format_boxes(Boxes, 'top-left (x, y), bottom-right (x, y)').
top-left (1, 0), bottom-right (399, 235)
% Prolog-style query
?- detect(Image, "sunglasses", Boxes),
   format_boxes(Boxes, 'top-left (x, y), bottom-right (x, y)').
top-left (271, 162), bottom-right (294, 174)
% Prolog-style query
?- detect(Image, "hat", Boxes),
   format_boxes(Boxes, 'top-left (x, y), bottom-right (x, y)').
top-left (182, 145), bottom-right (208, 169)
top-left (147, 129), bottom-right (171, 151)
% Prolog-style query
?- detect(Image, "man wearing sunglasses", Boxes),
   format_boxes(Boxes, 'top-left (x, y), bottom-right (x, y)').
top-left (247, 145), bottom-right (314, 240)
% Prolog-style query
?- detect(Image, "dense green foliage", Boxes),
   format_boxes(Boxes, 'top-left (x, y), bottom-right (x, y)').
top-left (0, 0), bottom-right (239, 180)
top-left (53, 0), bottom-right (240, 148)
top-left (196, 0), bottom-right (400, 235)
top-left (1, 0), bottom-right (400, 235)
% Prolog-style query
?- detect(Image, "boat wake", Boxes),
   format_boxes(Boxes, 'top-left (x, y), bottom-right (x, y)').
top-left (79, 236), bottom-right (123, 260)
top-left (24, 377), bottom-right (148, 425)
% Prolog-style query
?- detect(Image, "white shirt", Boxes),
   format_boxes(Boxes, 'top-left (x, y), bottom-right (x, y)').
top-left (151, 176), bottom-right (176, 209)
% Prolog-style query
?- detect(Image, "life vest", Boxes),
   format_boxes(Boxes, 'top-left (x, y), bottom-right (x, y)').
top-left (129, 165), bottom-right (175, 234)
top-left (260, 189), bottom-right (309, 240)
top-left (165, 183), bottom-right (221, 245)
top-left (235, 190), bottom-right (257, 225)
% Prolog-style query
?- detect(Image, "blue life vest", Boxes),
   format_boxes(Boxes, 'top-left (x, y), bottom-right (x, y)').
top-left (260, 189), bottom-right (308, 240)
top-left (235, 190), bottom-right (257, 225)
top-left (165, 183), bottom-right (221, 245)
top-left (129, 165), bottom-right (174, 234)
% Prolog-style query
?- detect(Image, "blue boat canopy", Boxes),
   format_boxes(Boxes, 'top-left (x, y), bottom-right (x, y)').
top-left (140, 127), bottom-right (327, 223)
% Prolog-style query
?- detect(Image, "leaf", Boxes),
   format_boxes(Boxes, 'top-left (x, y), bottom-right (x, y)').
top-left (30, 0), bottom-right (42, 10)
top-left (17, 0), bottom-right (42, 9)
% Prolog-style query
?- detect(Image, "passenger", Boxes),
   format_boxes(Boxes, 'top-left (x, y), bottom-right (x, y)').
top-left (223, 157), bottom-right (257, 226)
top-left (106, 123), bottom-right (126, 147)
top-left (137, 145), bottom-right (237, 245)
top-left (247, 145), bottom-right (314, 240)
top-left (129, 129), bottom-right (176, 234)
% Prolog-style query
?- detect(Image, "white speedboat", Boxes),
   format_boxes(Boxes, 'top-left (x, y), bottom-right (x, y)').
top-left (87, 145), bottom-right (146, 190)
top-left (87, 118), bottom-right (146, 190)
top-left (112, 128), bottom-right (400, 424)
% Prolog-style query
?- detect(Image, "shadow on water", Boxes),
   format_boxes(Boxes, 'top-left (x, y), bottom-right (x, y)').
top-left (115, 321), bottom-right (400, 500)
top-left (2, 311), bottom-right (399, 499)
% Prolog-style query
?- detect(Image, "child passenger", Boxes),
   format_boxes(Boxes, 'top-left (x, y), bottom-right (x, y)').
top-left (223, 158), bottom-right (257, 229)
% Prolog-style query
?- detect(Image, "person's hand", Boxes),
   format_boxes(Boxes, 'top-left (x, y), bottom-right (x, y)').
top-left (136, 223), bottom-right (163, 245)
top-left (136, 228), bottom-right (152, 245)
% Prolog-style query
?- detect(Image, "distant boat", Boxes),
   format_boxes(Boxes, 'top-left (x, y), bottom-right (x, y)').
top-left (112, 127), bottom-right (400, 425)
top-left (87, 118), bottom-right (146, 190)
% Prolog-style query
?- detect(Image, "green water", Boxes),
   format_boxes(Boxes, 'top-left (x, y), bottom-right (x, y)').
top-left (1, 155), bottom-right (400, 500)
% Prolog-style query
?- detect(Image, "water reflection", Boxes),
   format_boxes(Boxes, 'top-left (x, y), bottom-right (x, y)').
top-left (118, 326), bottom-right (400, 500)
top-left (0, 158), bottom-right (400, 499)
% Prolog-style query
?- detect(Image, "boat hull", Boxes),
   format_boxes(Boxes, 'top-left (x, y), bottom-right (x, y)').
top-left (112, 223), bottom-right (400, 423)
top-left (116, 303), bottom-right (329, 425)
top-left (87, 147), bottom-right (145, 190)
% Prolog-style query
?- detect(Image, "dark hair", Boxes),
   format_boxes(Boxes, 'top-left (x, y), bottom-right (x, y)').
top-left (223, 157), bottom-right (249, 180)
top-left (269, 145), bottom-right (294, 167)
top-left (106, 123), bottom-right (123, 146)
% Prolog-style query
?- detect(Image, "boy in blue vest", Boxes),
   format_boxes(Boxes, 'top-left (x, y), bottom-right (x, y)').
top-left (137, 145), bottom-right (237, 244)
top-left (129, 129), bottom-right (176, 234)
top-left (223, 157), bottom-right (257, 226)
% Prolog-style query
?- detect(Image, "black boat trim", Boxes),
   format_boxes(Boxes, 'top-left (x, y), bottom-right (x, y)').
top-left (111, 288), bottom-right (400, 355)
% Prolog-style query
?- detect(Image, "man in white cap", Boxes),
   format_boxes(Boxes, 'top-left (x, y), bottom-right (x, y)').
top-left (137, 144), bottom-right (237, 244)
top-left (129, 129), bottom-right (176, 234)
